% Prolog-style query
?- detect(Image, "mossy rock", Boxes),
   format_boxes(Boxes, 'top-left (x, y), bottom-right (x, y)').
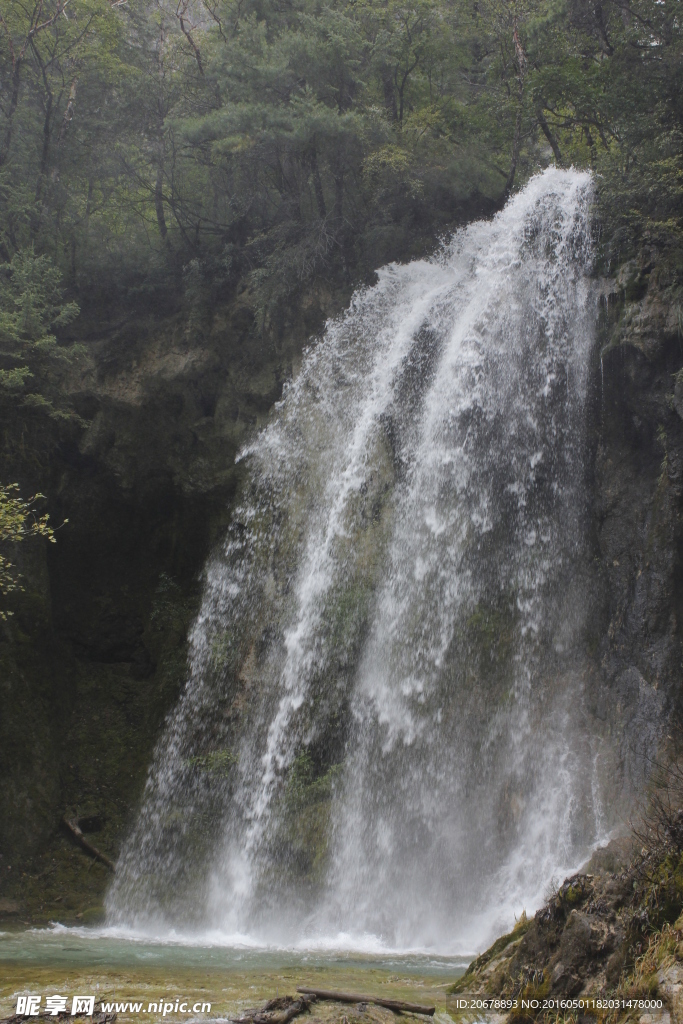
top-left (447, 914), bottom-right (531, 993)
top-left (508, 977), bottom-right (550, 1023)
top-left (79, 906), bottom-right (106, 925)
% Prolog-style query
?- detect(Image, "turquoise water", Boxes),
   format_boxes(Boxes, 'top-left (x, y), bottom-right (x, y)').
top-left (0, 926), bottom-right (468, 1024)
top-left (0, 926), bottom-right (469, 975)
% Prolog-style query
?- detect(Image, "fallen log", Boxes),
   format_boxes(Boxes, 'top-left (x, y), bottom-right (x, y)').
top-left (61, 817), bottom-right (116, 873)
top-left (296, 988), bottom-right (435, 1016)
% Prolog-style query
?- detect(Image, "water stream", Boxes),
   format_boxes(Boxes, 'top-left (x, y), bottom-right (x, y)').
top-left (107, 168), bottom-right (606, 953)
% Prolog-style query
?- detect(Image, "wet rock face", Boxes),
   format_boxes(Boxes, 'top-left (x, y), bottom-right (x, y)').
top-left (587, 279), bottom-right (683, 801)
top-left (448, 834), bottom-right (683, 1024)
top-left (595, 331), bottom-right (683, 687)
top-left (0, 285), bottom-right (340, 909)
top-left (554, 912), bottom-right (599, 994)
top-left (447, 842), bottom-right (638, 1007)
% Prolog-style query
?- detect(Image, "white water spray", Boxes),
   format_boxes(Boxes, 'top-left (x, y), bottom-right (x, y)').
top-left (107, 168), bottom-right (605, 952)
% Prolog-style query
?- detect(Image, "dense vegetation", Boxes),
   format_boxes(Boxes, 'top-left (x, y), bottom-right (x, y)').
top-left (1, 0), bottom-right (682, 348)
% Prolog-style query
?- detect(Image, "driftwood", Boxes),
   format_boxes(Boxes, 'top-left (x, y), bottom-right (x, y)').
top-left (232, 995), bottom-right (317, 1024)
top-left (296, 988), bottom-right (435, 1017)
top-left (61, 817), bottom-right (116, 873)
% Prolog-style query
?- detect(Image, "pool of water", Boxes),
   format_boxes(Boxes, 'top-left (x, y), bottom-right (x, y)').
top-left (0, 925), bottom-right (469, 972)
top-left (0, 928), bottom-right (469, 1023)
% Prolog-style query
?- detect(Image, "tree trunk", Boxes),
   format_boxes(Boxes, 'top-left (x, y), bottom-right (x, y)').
top-left (333, 170), bottom-right (343, 224)
top-left (155, 19), bottom-right (169, 242)
top-left (505, 103), bottom-right (523, 196)
top-left (155, 165), bottom-right (168, 239)
top-left (0, 64), bottom-right (22, 168)
top-left (310, 148), bottom-right (326, 218)
top-left (397, 58), bottom-right (419, 126)
top-left (35, 88), bottom-right (54, 202)
top-left (59, 78), bottom-right (78, 143)
top-left (382, 73), bottom-right (398, 122)
top-left (537, 108), bottom-right (563, 165)
top-left (505, 20), bottom-right (527, 197)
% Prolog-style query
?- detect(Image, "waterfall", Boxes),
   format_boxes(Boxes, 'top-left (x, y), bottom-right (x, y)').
top-left (107, 168), bottom-right (604, 952)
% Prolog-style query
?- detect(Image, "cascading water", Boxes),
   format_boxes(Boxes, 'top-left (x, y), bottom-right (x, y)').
top-left (107, 168), bottom-right (609, 952)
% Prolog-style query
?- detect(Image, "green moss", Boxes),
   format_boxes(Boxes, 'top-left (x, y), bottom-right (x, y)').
top-left (254, 753), bottom-right (347, 894)
top-left (185, 749), bottom-right (238, 777)
top-left (80, 905), bottom-right (106, 925)
top-left (624, 272), bottom-right (650, 303)
top-left (327, 584), bottom-right (371, 653)
top-left (285, 753), bottom-right (343, 811)
top-left (507, 977), bottom-right (550, 1023)
top-left (640, 851), bottom-right (683, 929)
top-left (464, 597), bottom-right (518, 668)
top-left (563, 884), bottom-right (582, 906)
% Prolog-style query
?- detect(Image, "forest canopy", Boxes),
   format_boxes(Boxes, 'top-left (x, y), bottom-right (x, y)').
top-left (0, 0), bottom-right (681, 344)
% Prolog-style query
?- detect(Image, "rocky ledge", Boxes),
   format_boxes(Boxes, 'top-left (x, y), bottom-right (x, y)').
top-left (449, 825), bottom-right (683, 1024)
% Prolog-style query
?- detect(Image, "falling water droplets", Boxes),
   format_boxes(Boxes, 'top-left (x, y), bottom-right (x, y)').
top-left (107, 168), bottom-right (607, 953)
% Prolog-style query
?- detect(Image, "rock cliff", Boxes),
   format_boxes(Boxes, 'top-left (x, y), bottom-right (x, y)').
top-left (1, 251), bottom-right (682, 930)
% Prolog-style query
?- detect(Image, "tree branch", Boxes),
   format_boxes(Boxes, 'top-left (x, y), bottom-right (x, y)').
top-left (175, 0), bottom-right (204, 75)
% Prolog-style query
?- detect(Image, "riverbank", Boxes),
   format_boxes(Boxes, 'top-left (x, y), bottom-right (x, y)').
top-left (4, 821), bottom-right (682, 1024)
top-left (0, 935), bottom-right (463, 1024)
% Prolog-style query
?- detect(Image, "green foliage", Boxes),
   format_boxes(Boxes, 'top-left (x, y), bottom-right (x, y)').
top-left (0, 365), bottom-right (31, 389)
top-left (0, 482), bottom-right (57, 619)
top-left (0, 249), bottom-right (79, 344)
top-left (0, 0), bottom-right (525, 327)
top-left (0, 249), bottom-right (82, 420)
top-left (0, 0), bottom-right (681, 345)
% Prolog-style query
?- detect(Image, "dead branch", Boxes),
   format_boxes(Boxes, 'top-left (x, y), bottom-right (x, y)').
top-left (296, 987), bottom-right (436, 1016)
top-left (61, 816), bottom-right (116, 872)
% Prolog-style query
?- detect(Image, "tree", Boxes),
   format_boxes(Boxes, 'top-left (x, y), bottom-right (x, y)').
top-left (0, 248), bottom-right (81, 419)
top-left (0, 482), bottom-right (56, 620)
